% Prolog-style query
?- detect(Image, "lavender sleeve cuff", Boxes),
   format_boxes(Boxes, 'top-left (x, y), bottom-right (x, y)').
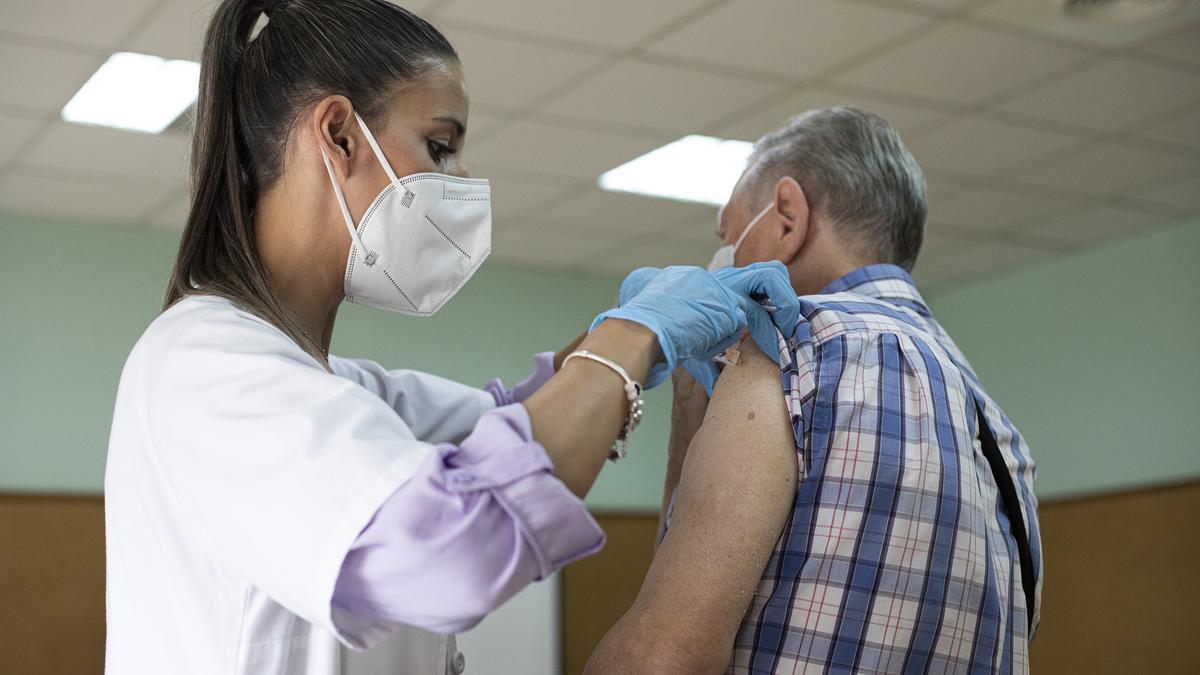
top-left (484, 352), bottom-right (556, 406)
top-left (332, 403), bottom-right (605, 632)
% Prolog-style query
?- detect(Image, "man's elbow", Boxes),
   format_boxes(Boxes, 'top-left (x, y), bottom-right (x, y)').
top-left (586, 615), bottom-right (730, 675)
top-left (639, 644), bottom-right (729, 675)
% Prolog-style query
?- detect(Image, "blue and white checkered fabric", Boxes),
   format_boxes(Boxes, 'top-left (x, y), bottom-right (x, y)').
top-left (730, 264), bottom-right (1042, 674)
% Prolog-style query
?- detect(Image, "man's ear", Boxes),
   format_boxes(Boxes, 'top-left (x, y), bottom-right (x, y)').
top-left (773, 176), bottom-right (810, 265)
top-left (311, 95), bottom-right (357, 182)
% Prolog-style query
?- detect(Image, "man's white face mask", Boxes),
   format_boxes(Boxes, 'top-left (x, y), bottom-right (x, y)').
top-left (320, 111), bottom-right (492, 316)
top-left (707, 203), bottom-right (772, 272)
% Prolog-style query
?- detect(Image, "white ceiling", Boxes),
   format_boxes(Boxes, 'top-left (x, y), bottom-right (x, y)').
top-left (1, 0), bottom-right (1198, 290)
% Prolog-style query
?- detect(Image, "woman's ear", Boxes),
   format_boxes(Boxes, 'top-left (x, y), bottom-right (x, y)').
top-left (311, 95), bottom-right (356, 180)
top-left (773, 176), bottom-right (810, 265)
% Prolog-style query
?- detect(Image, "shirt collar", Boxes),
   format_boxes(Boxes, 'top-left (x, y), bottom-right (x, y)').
top-left (820, 264), bottom-right (930, 314)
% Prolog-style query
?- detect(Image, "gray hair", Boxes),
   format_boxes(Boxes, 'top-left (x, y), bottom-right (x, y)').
top-left (745, 106), bottom-right (927, 271)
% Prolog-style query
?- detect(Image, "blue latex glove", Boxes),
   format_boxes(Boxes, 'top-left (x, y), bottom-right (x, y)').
top-left (712, 261), bottom-right (801, 356)
top-left (616, 266), bottom-right (658, 307)
top-left (591, 266), bottom-right (752, 388)
top-left (681, 355), bottom-right (721, 396)
top-left (684, 261), bottom-right (802, 395)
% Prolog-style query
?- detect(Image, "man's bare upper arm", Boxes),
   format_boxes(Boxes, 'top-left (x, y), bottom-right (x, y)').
top-left (632, 338), bottom-right (798, 667)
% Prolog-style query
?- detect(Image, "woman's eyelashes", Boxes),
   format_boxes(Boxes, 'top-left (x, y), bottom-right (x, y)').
top-left (427, 139), bottom-right (454, 164)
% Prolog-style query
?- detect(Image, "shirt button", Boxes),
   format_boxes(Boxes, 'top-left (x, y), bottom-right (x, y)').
top-left (451, 651), bottom-right (466, 674)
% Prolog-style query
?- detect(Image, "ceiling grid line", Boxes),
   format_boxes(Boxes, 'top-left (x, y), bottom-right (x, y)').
top-left (0, 0), bottom-right (173, 191)
top-left (0, 0), bottom-right (1196, 288)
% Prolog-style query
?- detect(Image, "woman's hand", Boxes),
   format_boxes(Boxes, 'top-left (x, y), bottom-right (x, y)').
top-left (553, 331), bottom-right (589, 371)
top-left (525, 318), bottom-right (660, 497)
top-left (591, 262), bottom-right (797, 388)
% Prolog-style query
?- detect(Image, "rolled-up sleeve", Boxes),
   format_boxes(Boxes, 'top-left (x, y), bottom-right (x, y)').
top-left (332, 403), bottom-right (605, 634)
top-left (484, 352), bottom-right (556, 406)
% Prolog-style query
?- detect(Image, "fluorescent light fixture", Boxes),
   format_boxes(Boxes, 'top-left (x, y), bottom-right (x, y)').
top-left (598, 134), bottom-right (755, 206)
top-left (62, 52), bottom-right (200, 133)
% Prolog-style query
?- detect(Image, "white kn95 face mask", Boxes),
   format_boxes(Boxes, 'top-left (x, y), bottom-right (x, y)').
top-left (320, 111), bottom-right (491, 316)
top-left (707, 203), bottom-right (772, 272)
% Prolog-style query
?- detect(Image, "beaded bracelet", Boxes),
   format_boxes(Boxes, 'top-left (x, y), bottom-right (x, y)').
top-left (562, 350), bottom-right (644, 461)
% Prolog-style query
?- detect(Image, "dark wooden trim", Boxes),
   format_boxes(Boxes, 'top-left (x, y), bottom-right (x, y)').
top-left (582, 477), bottom-right (1200, 519)
top-left (1036, 477), bottom-right (1200, 507)
top-left (0, 492), bottom-right (103, 502)
top-left (4, 476), bottom-right (1197, 509)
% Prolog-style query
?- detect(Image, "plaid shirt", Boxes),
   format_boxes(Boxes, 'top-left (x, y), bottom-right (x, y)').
top-left (729, 264), bottom-right (1042, 674)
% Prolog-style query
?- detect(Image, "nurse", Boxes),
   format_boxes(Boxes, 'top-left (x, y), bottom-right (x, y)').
top-left (103, 0), bottom-right (798, 673)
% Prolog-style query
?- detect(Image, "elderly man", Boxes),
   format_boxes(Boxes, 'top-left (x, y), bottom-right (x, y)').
top-left (588, 107), bottom-right (1042, 674)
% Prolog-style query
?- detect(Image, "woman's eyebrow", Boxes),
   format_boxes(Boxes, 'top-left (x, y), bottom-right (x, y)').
top-left (432, 116), bottom-right (465, 137)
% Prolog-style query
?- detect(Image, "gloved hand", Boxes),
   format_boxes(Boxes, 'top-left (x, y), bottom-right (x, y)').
top-left (616, 266), bottom-right (734, 389)
top-left (681, 355), bottom-right (721, 395)
top-left (682, 261), bottom-right (802, 395)
top-left (616, 266), bottom-right (658, 307)
top-left (591, 266), bottom-right (750, 388)
top-left (712, 261), bottom-right (801, 356)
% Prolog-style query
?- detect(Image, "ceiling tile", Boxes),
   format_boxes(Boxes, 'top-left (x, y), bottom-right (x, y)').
top-left (0, 41), bottom-right (103, 113)
top-left (0, 112), bottom-right (45, 167)
top-left (22, 122), bottom-right (190, 189)
top-left (491, 225), bottom-right (617, 270)
top-left (996, 56), bottom-right (1200, 133)
top-left (900, 0), bottom-right (978, 9)
top-left (436, 0), bottom-right (708, 51)
top-left (833, 22), bottom-right (1090, 105)
top-left (0, 171), bottom-right (165, 225)
top-left (467, 120), bottom-right (667, 183)
top-left (975, 0), bottom-right (1200, 47)
top-left (1127, 172), bottom-right (1200, 212)
top-left (146, 194), bottom-right (190, 231)
top-left (711, 86), bottom-right (947, 141)
top-left (904, 116), bottom-right (1084, 177)
top-left (125, 0), bottom-right (219, 62)
top-left (0, 0), bottom-right (158, 49)
top-left (1029, 205), bottom-right (1173, 246)
top-left (541, 59), bottom-right (781, 133)
top-left (924, 178), bottom-right (969, 213)
top-left (391, 0), bottom-right (446, 14)
top-left (1134, 108), bottom-right (1200, 153)
top-left (125, 0), bottom-right (444, 62)
top-left (539, 188), bottom-right (717, 237)
top-left (646, 0), bottom-right (930, 81)
top-left (929, 184), bottom-right (1081, 234)
top-left (1137, 18), bottom-right (1200, 66)
top-left (912, 232), bottom-right (1053, 289)
top-left (1013, 142), bottom-right (1200, 196)
top-left (663, 211), bottom-right (723, 246)
top-left (463, 110), bottom-right (507, 143)
top-left (584, 234), bottom-right (717, 276)
top-left (440, 26), bottom-right (606, 110)
top-left (487, 174), bottom-right (574, 226)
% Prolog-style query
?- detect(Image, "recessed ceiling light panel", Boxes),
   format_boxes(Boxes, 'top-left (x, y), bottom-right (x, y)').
top-left (598, 134), bottom-right (755, 207)
top-left (1061, 0), bottom-right (1183, 23)
top-left (62, 52), bottom-right (201, 134)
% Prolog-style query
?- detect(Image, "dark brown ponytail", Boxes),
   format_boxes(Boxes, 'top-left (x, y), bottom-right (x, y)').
top-left (164, 0), bottom-right (456, 358)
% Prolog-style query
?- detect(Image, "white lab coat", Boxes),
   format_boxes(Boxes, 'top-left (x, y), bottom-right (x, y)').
top-left (104, 295), bottom-right (493, 674)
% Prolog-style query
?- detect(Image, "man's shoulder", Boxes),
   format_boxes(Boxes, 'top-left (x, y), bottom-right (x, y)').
top-left (791, 290), bottom-right (937, 348)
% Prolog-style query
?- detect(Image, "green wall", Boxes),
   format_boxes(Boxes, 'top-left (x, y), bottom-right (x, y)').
top-left (926, 219), bottom-right (1200, 499)
top-left (2, 216), bottom-right (1198, 509)
top-left (0, 216), bottom-right (668, 510)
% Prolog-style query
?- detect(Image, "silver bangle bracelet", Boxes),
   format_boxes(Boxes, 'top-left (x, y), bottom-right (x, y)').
top-left (562, 349), bottom-right (644, 461)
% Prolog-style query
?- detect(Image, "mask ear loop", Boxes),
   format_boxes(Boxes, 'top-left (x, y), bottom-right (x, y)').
top-left (353, 111), bottom-right (400, 183)
top-left (318, 112), bottom-right (407, 267)
top-left (320, 146), bottom-right (379, 266)
top-left (734, 203), bottom-right (773, 249)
